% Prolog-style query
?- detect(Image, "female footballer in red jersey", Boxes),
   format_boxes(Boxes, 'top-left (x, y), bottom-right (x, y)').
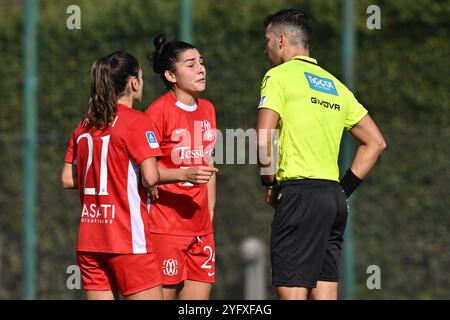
top-left (61, 51), bottom-right (163, 300)
top-left (145, 34), bottom-right (218, 300)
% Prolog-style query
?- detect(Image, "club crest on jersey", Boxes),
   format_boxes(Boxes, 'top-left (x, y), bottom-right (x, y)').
top-left (202, 120), bottom-right (215, 142)
top-left (162, 259), bottom-right (178, 276)
top-left (146, 131), bottom-right (159, 149)
top-left (304, 72), bottom-right (338, 96)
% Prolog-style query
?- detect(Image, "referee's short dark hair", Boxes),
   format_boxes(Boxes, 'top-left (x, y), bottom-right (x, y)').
top-left (264, 8), bottom-right (313, 49)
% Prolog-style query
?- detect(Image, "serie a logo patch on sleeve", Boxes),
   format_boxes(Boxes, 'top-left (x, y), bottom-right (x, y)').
top-left (304, 72), bottom-right (339, 96)
top-left (146, 131), bottom-right (159, 149)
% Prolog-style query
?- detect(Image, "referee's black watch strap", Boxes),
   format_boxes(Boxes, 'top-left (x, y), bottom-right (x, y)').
top-left (339, 169), bottom-right (363, 198)
top-left (261, 176), bottom-right (276, 187)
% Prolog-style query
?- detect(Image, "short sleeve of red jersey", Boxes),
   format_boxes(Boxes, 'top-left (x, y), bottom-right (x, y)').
top-left (123, 114), bottom-right (163, 165)
top-left (208, 101), bottom-right (216, 130)
top-left (145, 102), bottom-right (173, 157)
top-left (64, 124), bottom-right (80, 164)
top-left (145, 103), bottom-right (165, 142)
top-left (205, 100), bottom-right (217, 161)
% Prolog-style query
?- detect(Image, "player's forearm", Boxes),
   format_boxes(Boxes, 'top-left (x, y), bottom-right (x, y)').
top-left (157, 167), bottom-right (187, 184)
top-left (347, 114), bottom-right (386, 180)
top-left (62, 178), bottom-right (77, 189)
top-left (257, 135), bottom-right (277, 183)
top-left (256, 121), bottom-right (273, 168)
top-left (256, 108), bottom-right (279, 168)
top-left (61, 162), bottom-right (77, 189)
top-left (207, 172), bottom-right (216, 223)
top-left (140, 158), bottom-right (160, 187)
top-left (350, 143), bottom-right (386, 179)
top-left (257, 139), bottom-right (272, 168)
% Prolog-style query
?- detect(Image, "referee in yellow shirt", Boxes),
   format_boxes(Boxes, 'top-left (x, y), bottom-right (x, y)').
top-left (257, 8), bottom-right (386, 300)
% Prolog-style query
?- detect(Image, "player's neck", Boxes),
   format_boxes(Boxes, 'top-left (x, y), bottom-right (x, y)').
top-left (171, 89), bottom-right (196, 106)
top-left (283, 46), bottom-right (310, 63)
top-left (117, 96), bottom-right (133, 108)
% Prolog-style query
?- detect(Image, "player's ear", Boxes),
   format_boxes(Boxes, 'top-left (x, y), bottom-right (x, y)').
top-left (164, 70), bottom-right (177, 84)
top-left (130, 76), bottom-right (139, 92)
top-left (279, 33), bottom-right (286, 49)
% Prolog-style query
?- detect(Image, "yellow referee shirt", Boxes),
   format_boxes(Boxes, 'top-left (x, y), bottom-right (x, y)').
top-left (259, 56), bottom-right (367, 182)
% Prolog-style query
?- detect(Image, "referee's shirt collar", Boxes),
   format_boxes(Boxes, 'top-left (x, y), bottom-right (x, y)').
top-left (291, 55), bottom-right (318, 65)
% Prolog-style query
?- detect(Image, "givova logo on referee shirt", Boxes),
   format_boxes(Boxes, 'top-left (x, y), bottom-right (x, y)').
top-left (304, 72), bottom-right (338, 96)
top-left (163, 259), bottom-right (178, 276)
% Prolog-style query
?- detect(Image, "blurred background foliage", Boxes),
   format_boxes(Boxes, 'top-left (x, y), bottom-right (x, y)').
top-left (0, 0), bottom-right (448, 299)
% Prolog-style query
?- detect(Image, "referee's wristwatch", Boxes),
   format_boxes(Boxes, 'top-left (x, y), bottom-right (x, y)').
top-left (261, 176), bottom-right (276, 187)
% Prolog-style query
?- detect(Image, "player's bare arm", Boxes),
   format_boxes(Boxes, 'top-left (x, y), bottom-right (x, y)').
top-left (349, 114), bottom-right (387, 179)
top-left (157, 165), bottom-right (218, 185)
top-left (61, 162), bottom-right (77, 189)
top-left (257, 108), bottom-right (279, 207)
top-left (207, 157), bottom-right (217, 222)
top-left (140, 157), bottom-right (160, 188)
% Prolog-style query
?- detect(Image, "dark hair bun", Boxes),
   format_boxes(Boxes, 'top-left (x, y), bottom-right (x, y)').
top-left (149, 33), bottom-right (169, 74)
top-left (109, 55), bottom-right (119, 69)
top-left (147, 32), bottom-right (196, 88)
top-left (154, 33), bottom-right (168, 53)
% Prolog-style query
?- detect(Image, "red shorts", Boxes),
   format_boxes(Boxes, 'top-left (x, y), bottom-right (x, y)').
top-left (77, 251), bottom-right (161, 296)
top-left (150, 233), bottom-right (215, 285)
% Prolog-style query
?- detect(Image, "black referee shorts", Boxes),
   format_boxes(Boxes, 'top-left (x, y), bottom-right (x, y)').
top-left (270, 179), bottom-right (348, 288)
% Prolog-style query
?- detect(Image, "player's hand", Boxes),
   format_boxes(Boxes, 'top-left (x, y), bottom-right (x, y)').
top-left (264, 186), bottom-right (276, 208)
top-left (183, 166), bottom-right (218, 184)
top-left (146, 186), bottom-right (159, 201)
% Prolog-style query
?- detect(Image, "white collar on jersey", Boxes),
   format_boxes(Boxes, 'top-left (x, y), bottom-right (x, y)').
top-left (175, 100), bottom-right (198, 112)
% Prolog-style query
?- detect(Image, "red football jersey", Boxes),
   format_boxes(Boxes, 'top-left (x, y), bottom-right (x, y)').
top-left (145, 92), bottom-right (216, 236)
top-left (65, 104), bottom-right (163, 254)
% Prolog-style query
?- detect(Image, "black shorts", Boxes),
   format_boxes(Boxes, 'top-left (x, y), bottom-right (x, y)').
top-left (270, 179), bottom-right (348, 288)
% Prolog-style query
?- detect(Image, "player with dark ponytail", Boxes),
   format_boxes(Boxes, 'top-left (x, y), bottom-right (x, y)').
top-left (62, 51), bottom-right (163, 300)
top-left (86, 52), bottom-right (140, 128)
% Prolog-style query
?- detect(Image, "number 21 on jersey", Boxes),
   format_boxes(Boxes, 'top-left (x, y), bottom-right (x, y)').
top-left (76, 133), bottom-right (110, 195)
